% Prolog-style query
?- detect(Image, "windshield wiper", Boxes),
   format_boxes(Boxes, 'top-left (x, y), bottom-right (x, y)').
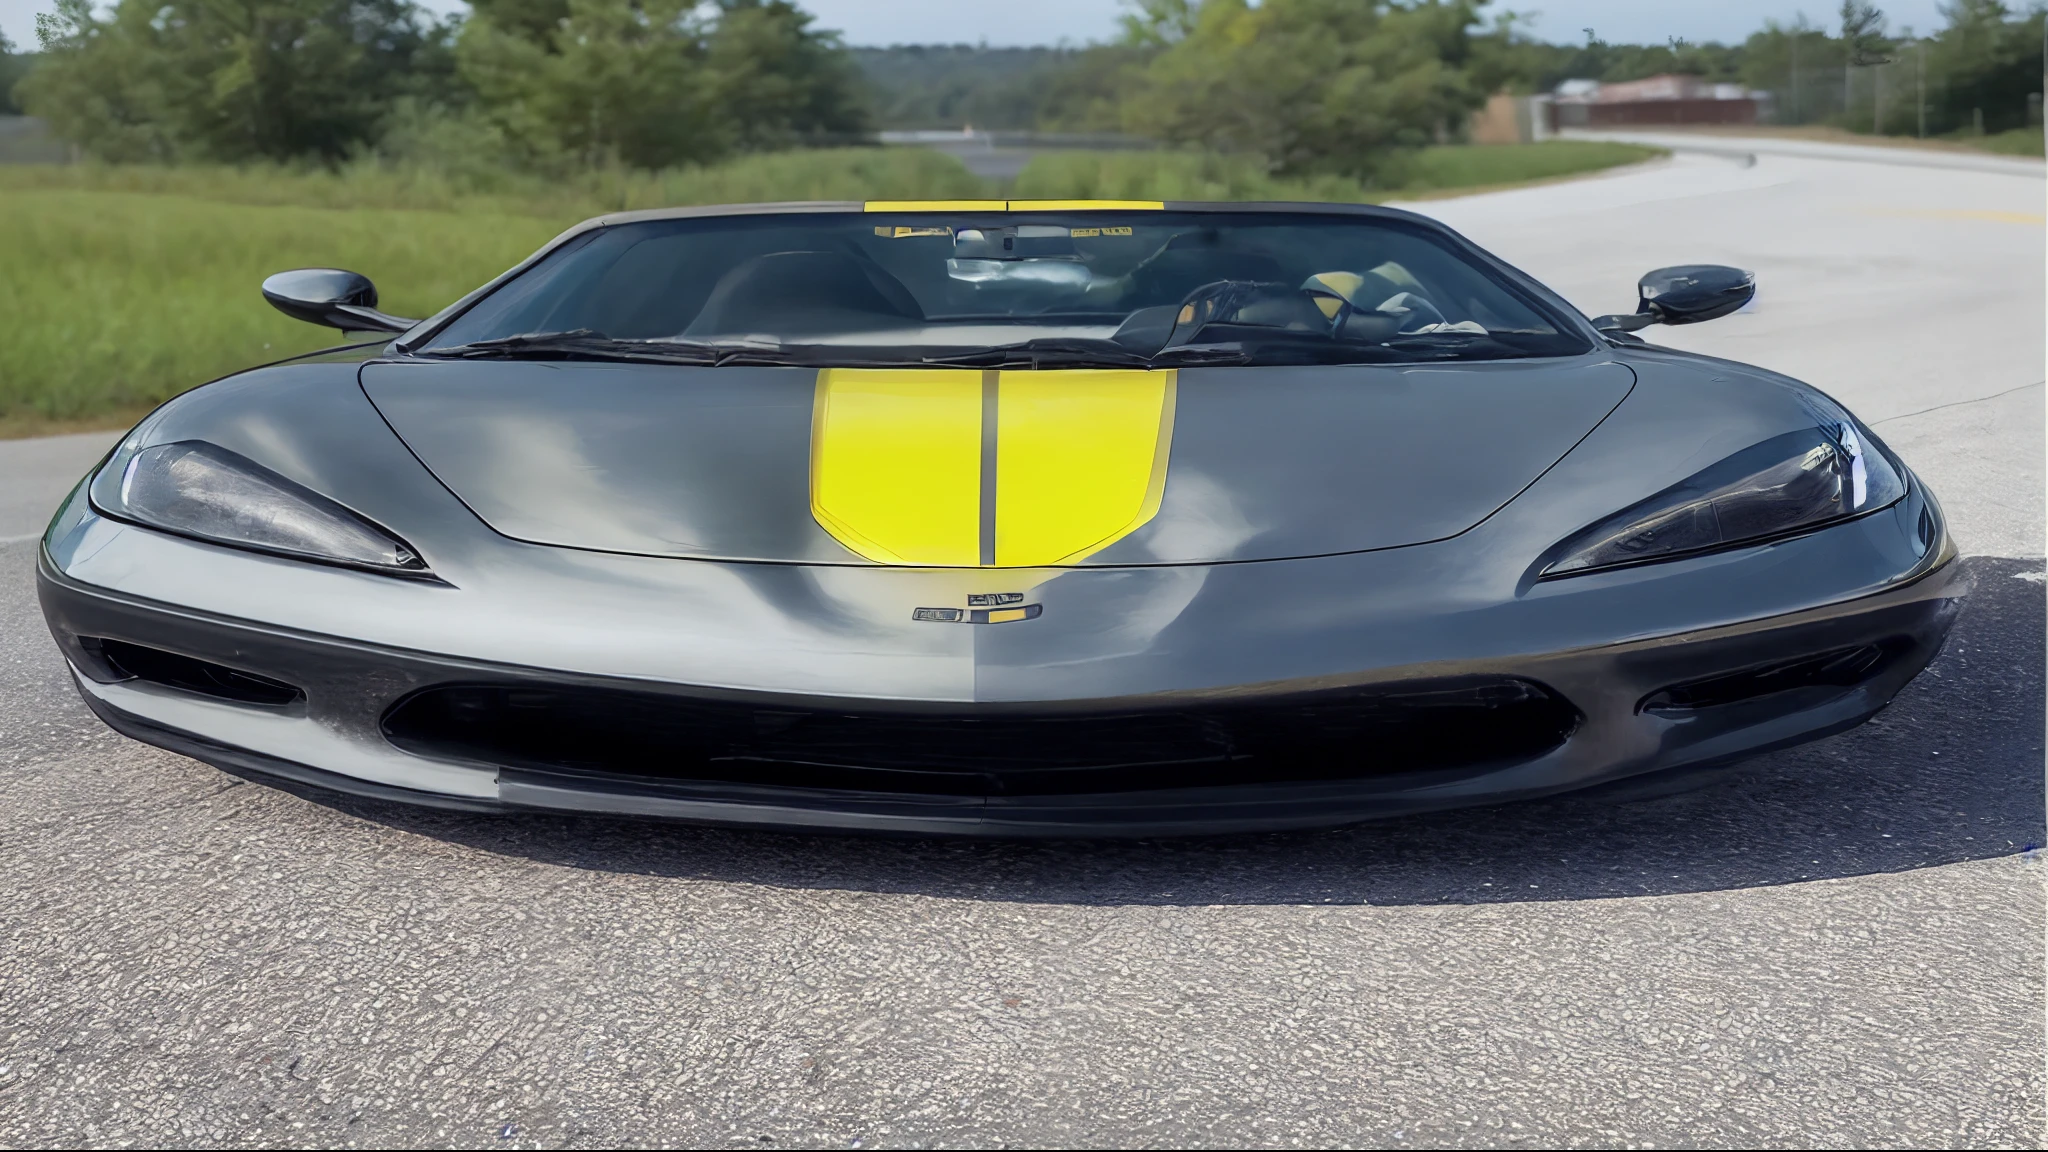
top-left (920, 338), bottom-right (1154, 370)
top-left (416, 331), bottom-right (800, 366)
top-left (413, 330), bottom-right (1525, 372)
top-left (920, 339), bottom-right (1273, 370)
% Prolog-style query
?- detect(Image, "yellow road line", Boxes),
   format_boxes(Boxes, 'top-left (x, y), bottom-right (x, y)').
top-left (1859, 206), bottom-right (2045, 225)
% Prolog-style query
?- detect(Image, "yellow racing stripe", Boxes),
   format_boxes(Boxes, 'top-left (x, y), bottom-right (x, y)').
top-left (809, 368), bottom-right (1178, 568)
top-left (995, 370), bottom-right (1175, 567)
top-left (811, 369), bottom-right (984, 565)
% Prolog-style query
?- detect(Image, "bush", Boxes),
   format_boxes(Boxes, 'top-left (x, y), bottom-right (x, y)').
top-left (1122, 0), bottom-right (1486, 181)
top-left (17, 0), bottom-right (455, 163)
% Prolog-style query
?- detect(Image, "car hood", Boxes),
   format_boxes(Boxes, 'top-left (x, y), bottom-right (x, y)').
top-left (360, 356), bottom-right (1634, 567)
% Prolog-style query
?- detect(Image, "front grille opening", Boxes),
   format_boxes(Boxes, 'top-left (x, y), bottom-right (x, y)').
top-left (1639, 639), bottom-right (1910, 717)
top-left (382, 677), bottom-right (1580, 797)
top-left (93, 638), bottom-right (303, 708)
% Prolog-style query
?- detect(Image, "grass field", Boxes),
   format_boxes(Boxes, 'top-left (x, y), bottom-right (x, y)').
top-left (1009, 140), bottom-right (1660, 202)
top-left (0, 141), bottom-right (1660, 433)
top-left (1968, 127), bottom-right (2047, 157)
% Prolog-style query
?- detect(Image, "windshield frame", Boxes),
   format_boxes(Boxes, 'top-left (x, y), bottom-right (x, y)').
top-left (391, 201), bottom-right (1602, 363)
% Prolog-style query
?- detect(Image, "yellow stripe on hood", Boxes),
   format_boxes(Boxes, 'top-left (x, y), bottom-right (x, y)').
top-left (810, 368), bottom-right (1176, 567)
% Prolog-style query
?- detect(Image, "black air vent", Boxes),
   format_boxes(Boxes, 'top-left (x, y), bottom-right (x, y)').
top-left (95, 639), bottom-right (304, 708)
top-left (1639, 640), bottom-right (1909, 716)
top-left (383, 677), bottom-right (1580, 797)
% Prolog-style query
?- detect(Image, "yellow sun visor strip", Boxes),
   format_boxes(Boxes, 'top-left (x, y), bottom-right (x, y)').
top-left (864, 200), bottom-right (1164, 212)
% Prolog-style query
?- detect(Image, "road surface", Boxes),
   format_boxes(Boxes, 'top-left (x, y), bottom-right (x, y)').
top-left (1, 140), bottom-right (2041, 1147)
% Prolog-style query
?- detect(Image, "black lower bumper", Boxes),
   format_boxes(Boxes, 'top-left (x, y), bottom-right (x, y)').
top-left (41, 552), bottom-right (1968, 836)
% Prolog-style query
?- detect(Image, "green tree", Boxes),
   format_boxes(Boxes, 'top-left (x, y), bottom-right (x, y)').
top-left (1034, 44), bottom-right (1155, 131)
top-left (1123, 0), bottom-right (1485, 181)
top-left (701, 0), bottom-right (869, 150)
top-left (1118, 0), bottom-right (1200, 46)
top-left (0, 31), bottom-right (24, 115)
top-left (459, 0), bottom-right (867, 169)
top-left (1920, 0), bottom-right (2045, 134)
top-left (1840, 0), bottom-right (1893, 63)
top-left (19, 0), bottom-right (452, 162)
top-left (1739, 19), bottom-right (1844, 123)
top-left (457, 0), bottom-right (715, 169)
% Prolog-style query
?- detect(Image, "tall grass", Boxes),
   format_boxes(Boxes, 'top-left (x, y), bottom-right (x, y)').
top-left (0, 141), bottom-right (1659, 430)
top-left (1011, 150), bottom-right (1374, 202)
top-left (0, 192), bottom-right (560, 423)
top-left (0, 146), bottom-right (993, 218)
top-left (1968, 127), bottom-right (2046, 157)
top-left (1009, 141), bottom-right (1661, 202)
top-left (1383, 141), bottom-right (1663, 194)
top-left (0, 148), bottom-right (989, 427)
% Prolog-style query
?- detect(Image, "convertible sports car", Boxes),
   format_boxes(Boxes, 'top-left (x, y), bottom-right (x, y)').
top-left (37, 200), bottom-right (1964, 835)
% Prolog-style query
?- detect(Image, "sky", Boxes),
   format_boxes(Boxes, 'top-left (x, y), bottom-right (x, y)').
top-left (2, 0), bottom-right (1957, 61)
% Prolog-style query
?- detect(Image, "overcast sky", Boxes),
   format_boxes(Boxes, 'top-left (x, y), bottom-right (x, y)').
top-left (2, 0), bottom-right (1956, 62)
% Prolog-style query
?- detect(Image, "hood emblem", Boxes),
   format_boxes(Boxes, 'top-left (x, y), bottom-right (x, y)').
top-left (914, 598), bottom-right (1042, 624)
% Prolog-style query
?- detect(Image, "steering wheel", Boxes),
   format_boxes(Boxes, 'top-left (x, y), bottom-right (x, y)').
top-left (1378, 291), bottom-right (1450, 334)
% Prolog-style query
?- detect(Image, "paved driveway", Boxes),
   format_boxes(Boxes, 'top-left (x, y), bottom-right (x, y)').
top-left (1, 142), bottom-right (2041, 1147)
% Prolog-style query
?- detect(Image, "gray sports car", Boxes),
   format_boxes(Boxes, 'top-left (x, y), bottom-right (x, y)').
top-left (37, 200), bottom-right (1964, 835)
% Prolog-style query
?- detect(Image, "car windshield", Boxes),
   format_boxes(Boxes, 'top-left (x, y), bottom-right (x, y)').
top-left (417, 209), bottom-right (1590, 367)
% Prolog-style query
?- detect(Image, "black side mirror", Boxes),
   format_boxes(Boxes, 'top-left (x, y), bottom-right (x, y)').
top-left (1594, 265), bottom-right (1755, 334)
top-left (261, 268), bottom-right (419, 335)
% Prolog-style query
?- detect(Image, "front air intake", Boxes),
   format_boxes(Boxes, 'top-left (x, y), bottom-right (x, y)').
top-left (1638, 640), bottom-right (1910, 716)
top-left (382, 676), bottom-right (1581, 797)
top-left (93, 638), bottom-right (304, 708)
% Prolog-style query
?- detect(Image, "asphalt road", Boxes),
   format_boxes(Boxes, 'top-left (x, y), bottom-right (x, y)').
top-left (2, 142), bottom-right (2043, 1148)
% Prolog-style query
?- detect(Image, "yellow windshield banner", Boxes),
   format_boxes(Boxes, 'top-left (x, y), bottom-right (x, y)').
top-left (1003, 200), bottom-right (1164, 211)
top-left (810, 368), bottom-right (1176, 568)
top-left (862, 200), bottom-right (1007, 213)
top-left (862, 200), bottom-right (1164, 212)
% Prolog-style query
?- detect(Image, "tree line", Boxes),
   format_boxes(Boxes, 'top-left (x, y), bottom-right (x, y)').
top-left (856, 0), bottom-right (2042, 164)
top-left (11, 0), bottom-right (867, 167)
top-left (6, 0), bottom-right (2043, 177)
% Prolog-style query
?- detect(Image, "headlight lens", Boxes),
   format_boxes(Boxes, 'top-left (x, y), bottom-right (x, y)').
top-left (1543, 417), bottom-right (1905, 578)
top-left (97, 441), bottom-right (426, 574)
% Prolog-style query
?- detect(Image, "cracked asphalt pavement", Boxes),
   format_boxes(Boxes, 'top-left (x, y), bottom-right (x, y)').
top-left (1, 139), bottom-right (2041, 1147)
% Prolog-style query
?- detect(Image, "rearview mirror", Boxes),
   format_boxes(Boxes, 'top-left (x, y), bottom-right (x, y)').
top-left (261, 268), bottom-right (419, 335)
top-left (1593, 265), bottom-right (1755, 334)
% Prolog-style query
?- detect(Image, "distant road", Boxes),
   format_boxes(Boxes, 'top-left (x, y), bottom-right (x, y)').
top-left (1560, 126), bottom-right (2046, 177)
top-left (1390, 141), bottom-right (2043, 559)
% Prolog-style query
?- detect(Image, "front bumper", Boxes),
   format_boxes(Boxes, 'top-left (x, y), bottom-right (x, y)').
top-left (40, 548), bottom-right (1966, 836)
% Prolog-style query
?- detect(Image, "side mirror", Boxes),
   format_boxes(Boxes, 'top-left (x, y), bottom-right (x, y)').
top-left (261, 268), bottom-right (419, 336)
top-left (1594, 264), bottom-right (1755, 335)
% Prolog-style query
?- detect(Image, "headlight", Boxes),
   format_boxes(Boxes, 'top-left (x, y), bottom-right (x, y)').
top-left (1543, 416), bottom-right (1905, 578)
top-left (93, 441), bottom-right (427, 575)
